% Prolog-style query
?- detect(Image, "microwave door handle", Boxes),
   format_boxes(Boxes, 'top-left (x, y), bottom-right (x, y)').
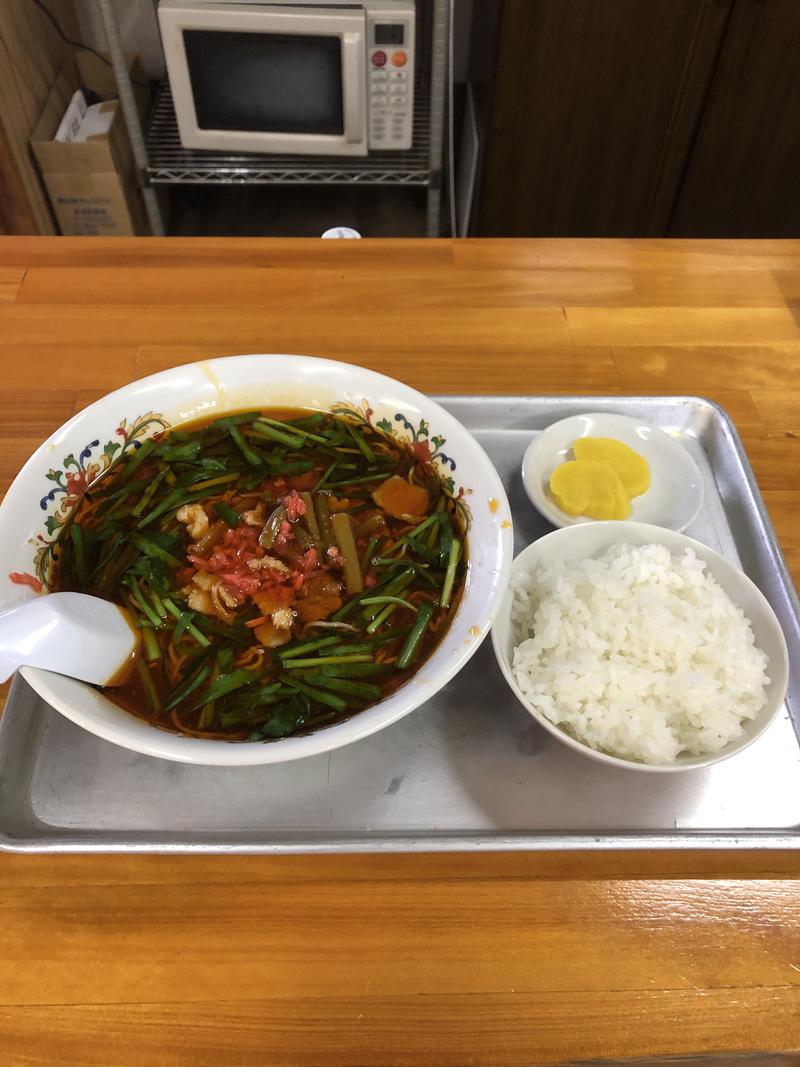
top-left (342, 32), bottom-right (365, 144)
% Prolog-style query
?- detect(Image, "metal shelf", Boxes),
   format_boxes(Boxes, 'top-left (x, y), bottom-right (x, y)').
top-left (146, 82), bottom-right (433, 186)
top-left (96, 0), bottom-right (449, 234)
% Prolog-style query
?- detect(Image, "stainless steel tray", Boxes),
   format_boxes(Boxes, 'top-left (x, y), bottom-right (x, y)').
top-left (2, 396), bottom-right (799, 854)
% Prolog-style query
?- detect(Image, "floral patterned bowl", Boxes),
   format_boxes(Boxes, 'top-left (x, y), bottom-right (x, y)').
top-left (0, 355), bottom-right (513, 766)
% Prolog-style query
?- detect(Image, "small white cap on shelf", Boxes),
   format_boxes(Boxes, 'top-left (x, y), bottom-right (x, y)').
top-left (321, 227), bottom-right (362, 239)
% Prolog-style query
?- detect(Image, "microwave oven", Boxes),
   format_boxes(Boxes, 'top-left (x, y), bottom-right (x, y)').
top-left (157, 0), bottom-right (416, 156)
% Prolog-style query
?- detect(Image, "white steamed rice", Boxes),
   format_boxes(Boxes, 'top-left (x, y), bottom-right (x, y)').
top-left (510, 543), bottom-right (770, 765)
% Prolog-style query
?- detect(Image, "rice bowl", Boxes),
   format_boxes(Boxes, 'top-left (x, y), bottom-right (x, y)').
top-left (491, 523), bottom-right (789, 772)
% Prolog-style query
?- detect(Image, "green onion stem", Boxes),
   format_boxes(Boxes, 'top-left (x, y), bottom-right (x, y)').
top-left (282, 654), bottom-right (373, 669)
top-left (314, 493), bottom-right (335, 551)
top-left (131, 466), bottom-right (169, 518)
top-left (214, 500), bottom-right (241, 526)
top-left (360, 536), bottom-right (380, 573)
top-left (163, 662), bottom-right (212, 711)
top-left (188, 667), bottom-right (257, 711)
top-left (440, 539), bottom-right (463, 609)
top-left (189, 473), bottom-right (241, 492)
top-left (255, 416), bottom-right (328, 445)
top-left (346, 422), bottom-right (376, 462)
top-left (249, 421), bottom-right (306, 449)
top-left (301, 492), bottom-right (322, 543)
top-left (384, 513), bottom-right (438, 554)
top-left (324, 472), bottom-right (388, 490)
top-left (314, 463), bottom-right (337, 492)
top-left (128, 576), bottom-right (163, 628)
top-left (141, 625), bottom-right (162, 662)
top-left (280, 675), bottom-right (348, 713)
top-left (299, 675), bottom-right (381, 701)
top-left (360, 596), bottom-right (418, 613)
top-left (396, 602), bottom-right (435, 670)
top-left (149, 588), bottom-right (166, 619)
top-left (228, 425), bottom-right (262, 466)
top-left (115, 437), bottom-right (156, 485)
top-left (279, 635), bottom-right (342, 659)
top-left (163, 598), bottom-right (211, 647)
top-left (135, 656), bottom-right (162, 715)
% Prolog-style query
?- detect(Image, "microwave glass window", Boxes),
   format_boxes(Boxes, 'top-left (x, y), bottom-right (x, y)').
top-left (374, 24), bottom-right (404, 45)
top-left (183, 30), bottom-right (344, 136)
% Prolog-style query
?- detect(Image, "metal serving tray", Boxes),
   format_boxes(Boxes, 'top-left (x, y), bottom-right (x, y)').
top-left (1, 396), bottom-right (799, 854)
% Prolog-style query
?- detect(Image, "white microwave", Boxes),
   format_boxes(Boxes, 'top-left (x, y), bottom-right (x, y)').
top-left (158, 0), bottom-right (416, 156)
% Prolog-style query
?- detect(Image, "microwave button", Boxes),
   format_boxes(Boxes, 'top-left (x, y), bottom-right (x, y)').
top-left (370, 70), bottom-right (389, 81)
top-left (371, 50), bottom-right (388, 67)
top-left (389, 94), bottom-right (407, 105)
top-left (391, 50), bottom-right (408, 67)
top-left (372, 94), bottom-right (389, 107)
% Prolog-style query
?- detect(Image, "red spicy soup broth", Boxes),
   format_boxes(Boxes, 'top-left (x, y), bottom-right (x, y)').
top-left (54, 408), bottom-right (467, 741)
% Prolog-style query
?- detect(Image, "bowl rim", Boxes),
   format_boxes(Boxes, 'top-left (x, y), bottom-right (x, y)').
top-left (490, 520), bottom-right (790, 773)
top-left (2, 353), bottom-right (515, 766)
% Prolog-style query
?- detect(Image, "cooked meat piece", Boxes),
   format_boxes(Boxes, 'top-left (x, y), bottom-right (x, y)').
top-left (247, 555), bottom-right (292, 577)
top-left (295, 572), bottom-right (344, 623)
top-left (242, 502), bottom-right (265, 526)
top-left (210, 580), bottom-right (239, 624)
top-left (176, 504), bottom-right (210, 540)
top-left (186, 587), bottom-right (213, 615)
top-left (271, 607), bottom-right (294, 630)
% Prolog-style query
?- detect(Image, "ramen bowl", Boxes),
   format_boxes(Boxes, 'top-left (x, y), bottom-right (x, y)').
top-left (0, 355), bottom-right (513, 766)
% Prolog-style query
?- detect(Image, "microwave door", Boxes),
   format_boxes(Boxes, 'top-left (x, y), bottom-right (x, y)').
top-left (160, 5), bottom-right (369, 156)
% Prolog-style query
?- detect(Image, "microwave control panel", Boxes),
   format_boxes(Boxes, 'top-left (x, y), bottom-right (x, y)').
top-left (367, 7), bottom-right (415, 151)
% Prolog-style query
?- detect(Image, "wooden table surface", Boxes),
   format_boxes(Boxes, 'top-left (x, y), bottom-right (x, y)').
top-left (1, 236), bottom-right (799, 1066)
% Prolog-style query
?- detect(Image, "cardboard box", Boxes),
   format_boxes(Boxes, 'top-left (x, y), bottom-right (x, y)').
top-left (31, 52), bottom-right (148, 236)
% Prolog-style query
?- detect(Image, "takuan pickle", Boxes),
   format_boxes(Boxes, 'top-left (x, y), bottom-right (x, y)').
top-left (550, 437), bottom-right (650, 520)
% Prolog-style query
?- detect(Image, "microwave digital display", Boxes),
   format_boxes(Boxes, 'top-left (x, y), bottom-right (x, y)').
top-left (374, 24), bottom-right (404, 46)
top-left (183, 30), bottom-right (344, 136)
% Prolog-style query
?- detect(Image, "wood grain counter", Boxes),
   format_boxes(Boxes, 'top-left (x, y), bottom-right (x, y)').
top-left (0, 237), bottom-right (799, 1065)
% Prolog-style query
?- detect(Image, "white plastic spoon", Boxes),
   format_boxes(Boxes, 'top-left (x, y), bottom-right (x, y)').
top-left (0, 592), bottom-right (139, 685)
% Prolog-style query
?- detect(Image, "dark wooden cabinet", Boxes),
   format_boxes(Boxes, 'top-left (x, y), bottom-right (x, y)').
top-left (475, 0), bottom-right (800, 238)
top-left (670, 0), bottom-right (800, 237)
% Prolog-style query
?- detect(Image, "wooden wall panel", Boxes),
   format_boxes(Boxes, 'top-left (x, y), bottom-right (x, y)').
top-left (0, 0), bottom-right (80, 234)
top-left (478, 0), bottom-right (731, 237)
top-left (670, 0), bottom-right (800, 237)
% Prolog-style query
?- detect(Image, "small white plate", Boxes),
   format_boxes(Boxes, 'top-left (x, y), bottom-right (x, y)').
top-left (521, 412), bottom-right (704, 531)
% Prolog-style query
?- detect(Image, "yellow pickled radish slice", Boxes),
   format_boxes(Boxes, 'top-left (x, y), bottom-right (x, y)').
top-left (586, 470), bottom-right (618, 520)
top-left (550, 460), bottom-right (596, 515)
top-left (611, 474), bottom-right (632, 519)
top-left (550, 460), bottom-right (627, 520)
top-left (572, 437), bottom-right (650, 498)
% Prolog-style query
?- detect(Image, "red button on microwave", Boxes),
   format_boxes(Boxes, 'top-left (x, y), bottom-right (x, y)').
top-left (371, 50), bottom-right (387, 67)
